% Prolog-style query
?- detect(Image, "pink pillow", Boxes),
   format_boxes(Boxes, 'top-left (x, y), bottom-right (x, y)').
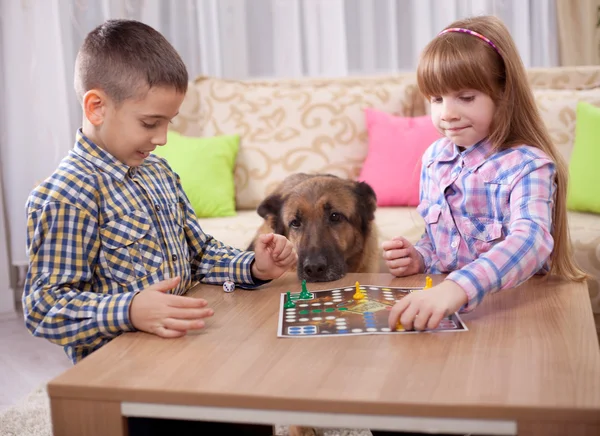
top-left (358, 108), bottom-right (442, 206)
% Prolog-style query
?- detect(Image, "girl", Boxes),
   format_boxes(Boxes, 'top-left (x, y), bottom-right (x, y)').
top-left (382, 15), bottom-right (587, 335)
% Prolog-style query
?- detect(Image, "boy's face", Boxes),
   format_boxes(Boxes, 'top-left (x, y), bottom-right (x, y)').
top-left (93, 86), bottom-right (185, 167)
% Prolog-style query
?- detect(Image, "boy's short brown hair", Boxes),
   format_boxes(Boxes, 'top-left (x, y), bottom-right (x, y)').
top-left (74, 19), bottom-right (188, 105)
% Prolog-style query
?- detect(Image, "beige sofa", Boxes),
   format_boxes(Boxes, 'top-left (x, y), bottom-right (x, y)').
top-left (171, 66), bottom-right (600, 333)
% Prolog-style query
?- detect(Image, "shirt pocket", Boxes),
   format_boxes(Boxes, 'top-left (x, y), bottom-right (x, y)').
top-left (458, 216), bottom-right (503, 254)
top-left (100, 210), bottom-right (164, 284)
top-left (417, 201), bottom-right (442, 250)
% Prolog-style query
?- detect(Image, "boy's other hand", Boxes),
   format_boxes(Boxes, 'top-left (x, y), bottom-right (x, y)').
top-left (129, 276), bottom-right (214, 338)
top-left (251, 233), bottom-right (298, 281)
top-left (382, 236), bottom-right (425, 277)
top-left (388, 280), bottom-right (468, 331)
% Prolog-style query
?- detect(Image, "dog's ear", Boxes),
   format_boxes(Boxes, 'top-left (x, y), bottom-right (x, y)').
top-left (354, 181), bottom-right (377, 232)
top-left (257, 194), bottom-right (282, 218)
top-left (256, 194), bottom-right (287, 235)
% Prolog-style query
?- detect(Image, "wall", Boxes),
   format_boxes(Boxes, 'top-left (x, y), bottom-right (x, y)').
top-left (0, 10), bottom-right (15, 314)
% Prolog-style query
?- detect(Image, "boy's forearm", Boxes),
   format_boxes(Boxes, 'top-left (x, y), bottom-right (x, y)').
top-left (194, 247), bottom-right (267, 288)
top-left (23, 281), bottom-right (137, 350)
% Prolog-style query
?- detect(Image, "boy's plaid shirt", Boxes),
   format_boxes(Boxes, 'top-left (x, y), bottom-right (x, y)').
top-left (23, 130), bottom-right (264, 364)
top-left (415, 138), bottom-right (556, 312)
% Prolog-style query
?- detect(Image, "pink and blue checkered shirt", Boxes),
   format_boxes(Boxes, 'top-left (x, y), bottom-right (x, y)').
top-left (23, 130), bottom-right (265, 364)
top-left (415, 138), bottom-right (555, 311)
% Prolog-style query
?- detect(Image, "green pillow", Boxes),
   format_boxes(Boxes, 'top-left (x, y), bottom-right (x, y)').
top-left (567, 101), bottom-right (600, 214)
top-left (153, 131), bottom-right (239, 217)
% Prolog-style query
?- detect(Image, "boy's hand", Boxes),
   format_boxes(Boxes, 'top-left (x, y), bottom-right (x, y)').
top-left (251, 233), bottom-right (298, 281)
top-left (388, 280), bottom-right (468, 331)
top-left (382, 236), bottom-right (425, 277)
top-left (130, 277), bottom-right (214, 338)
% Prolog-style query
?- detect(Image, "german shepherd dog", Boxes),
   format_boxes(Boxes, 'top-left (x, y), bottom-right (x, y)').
top-left (248, 173), bottom-right (379, 283)
top-left (249, 174), bottom-right (379, 436)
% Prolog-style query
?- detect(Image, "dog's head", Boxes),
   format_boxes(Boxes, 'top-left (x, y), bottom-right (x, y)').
top-left (256, 173), bottom-right (377, 282)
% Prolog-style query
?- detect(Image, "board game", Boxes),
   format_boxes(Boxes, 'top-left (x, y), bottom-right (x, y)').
top-left (277, 278), bottom-right (467, 337)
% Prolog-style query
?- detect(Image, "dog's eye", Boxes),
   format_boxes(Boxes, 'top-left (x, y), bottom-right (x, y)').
top-left (329, 213), bottom-right (344, 223)
top-left (289, 219), bottom-right (301, 228)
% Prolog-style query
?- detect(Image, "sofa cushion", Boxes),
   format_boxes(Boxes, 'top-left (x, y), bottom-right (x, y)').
top-left (567, 101), bottom-right (600, 214)
top-left (181, 73), bottom-right (423, 210)
top-left (153, 132), bottom-right (240, 218)
top-left (533, 88), bottom-right (600, 165)
top-left (359, 109), bottom-right (442, 207)
top-left (197, 210), bottom-right (264, 251)
top-left (527, 65), bottom-right (600, 90)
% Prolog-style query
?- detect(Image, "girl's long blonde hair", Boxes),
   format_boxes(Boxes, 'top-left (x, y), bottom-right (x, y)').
top-left (416, 15), bottom-right (586, 282)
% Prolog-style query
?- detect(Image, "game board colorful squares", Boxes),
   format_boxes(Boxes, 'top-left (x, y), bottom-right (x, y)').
top-left (278, 281), bottom-right (468, 338)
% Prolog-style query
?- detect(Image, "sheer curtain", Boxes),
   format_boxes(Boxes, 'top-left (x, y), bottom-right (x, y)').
top-left (0, 0), bottom-right (559, 270)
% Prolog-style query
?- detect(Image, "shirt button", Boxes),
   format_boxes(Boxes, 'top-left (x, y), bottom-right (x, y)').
top-left (172, 254), bottom-right (178, 261)
top-left (155, 204), bottom-right (161, 211)
top-left (36, 280), bottom-right (43, 286)
top-left (451, 241), bottom-right (458, 248)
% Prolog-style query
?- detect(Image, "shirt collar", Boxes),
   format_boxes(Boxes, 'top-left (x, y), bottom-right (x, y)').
top-left (72, 129), bottom-right (131, 182)
top-left (433, 138), bottom-right (493, 172)
top-left (461, 139), bottom-right (494, 171)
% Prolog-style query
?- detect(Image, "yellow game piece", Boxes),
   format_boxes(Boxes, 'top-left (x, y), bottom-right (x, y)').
top-left (353, 281), bottom-right (365, 300)
top-left (424, 276), bottom-right (432, 289)
top-left (395, 320), bottom-right (405, 331)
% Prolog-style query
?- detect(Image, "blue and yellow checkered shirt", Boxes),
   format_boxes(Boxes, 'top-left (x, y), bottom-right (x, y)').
top-left (23, 130), bottom-right (263, 364)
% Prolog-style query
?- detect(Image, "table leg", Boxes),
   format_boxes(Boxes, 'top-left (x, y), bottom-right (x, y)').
top-left (50, 397), bottom-right (127, 436)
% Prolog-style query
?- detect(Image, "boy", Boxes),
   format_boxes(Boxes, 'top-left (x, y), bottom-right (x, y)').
top-left (23, 19), bottom-right (295, 435)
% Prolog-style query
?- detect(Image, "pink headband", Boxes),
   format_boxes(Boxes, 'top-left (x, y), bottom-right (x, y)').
top-left (438, 27), bottom-right (500, 56)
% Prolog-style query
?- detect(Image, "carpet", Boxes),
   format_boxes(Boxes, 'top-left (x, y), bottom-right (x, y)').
top-left (0, 385), bottom-right (372, 436)
top-left (0, 385), bottom-right (52, 436)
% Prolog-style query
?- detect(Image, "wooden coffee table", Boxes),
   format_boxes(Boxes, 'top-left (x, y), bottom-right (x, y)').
top-left (47, 273), bottom-right (600, 436)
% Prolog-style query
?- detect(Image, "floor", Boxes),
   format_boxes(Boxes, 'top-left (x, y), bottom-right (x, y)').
top-left (0, 310), bottom-right (71, 413)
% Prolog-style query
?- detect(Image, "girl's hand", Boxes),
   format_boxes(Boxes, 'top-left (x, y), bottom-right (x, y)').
top-left (382, 236), bottom-right (425, 277)
top-left (388, 280), bottom-right (468, 331)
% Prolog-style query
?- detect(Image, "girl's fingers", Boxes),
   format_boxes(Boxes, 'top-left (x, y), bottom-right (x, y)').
top-left (383, 248), bottom-right (410, 261)
top-left (427, 309), bottom-right (446, 330)
top-left (382, 238), bottom-right (405, 251)
top-left (412, 307), bottom-right (432, 331)
top-left (386, 257), bottom-right (411, 270)
top-left (388, 265), bottom-right (408, 277)
top-left (400, 303), bottom-right (420, 331)
top-left (388, 298), bottom-right (410, 329)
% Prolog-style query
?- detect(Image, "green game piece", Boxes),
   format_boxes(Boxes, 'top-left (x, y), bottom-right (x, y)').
top-left (339, 307), bottom-right (348, 311)
top-left (299, 279), bottom-right (312, 299)
top-left (299, 310), bottom-right (309, 315)
top-left (312, 309), bottom-right (322, 313)
top-left (284, 291), bottom-right (295, 309)
top-left (325, 308), bottom-right (335, 312)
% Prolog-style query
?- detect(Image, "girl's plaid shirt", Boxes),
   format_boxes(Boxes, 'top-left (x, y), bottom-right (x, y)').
top-left (415, 138), bottom-right (555, 312)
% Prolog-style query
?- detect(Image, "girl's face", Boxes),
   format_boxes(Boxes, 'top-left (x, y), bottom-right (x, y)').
top-left (430, 89), bottom-right (496, 148)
